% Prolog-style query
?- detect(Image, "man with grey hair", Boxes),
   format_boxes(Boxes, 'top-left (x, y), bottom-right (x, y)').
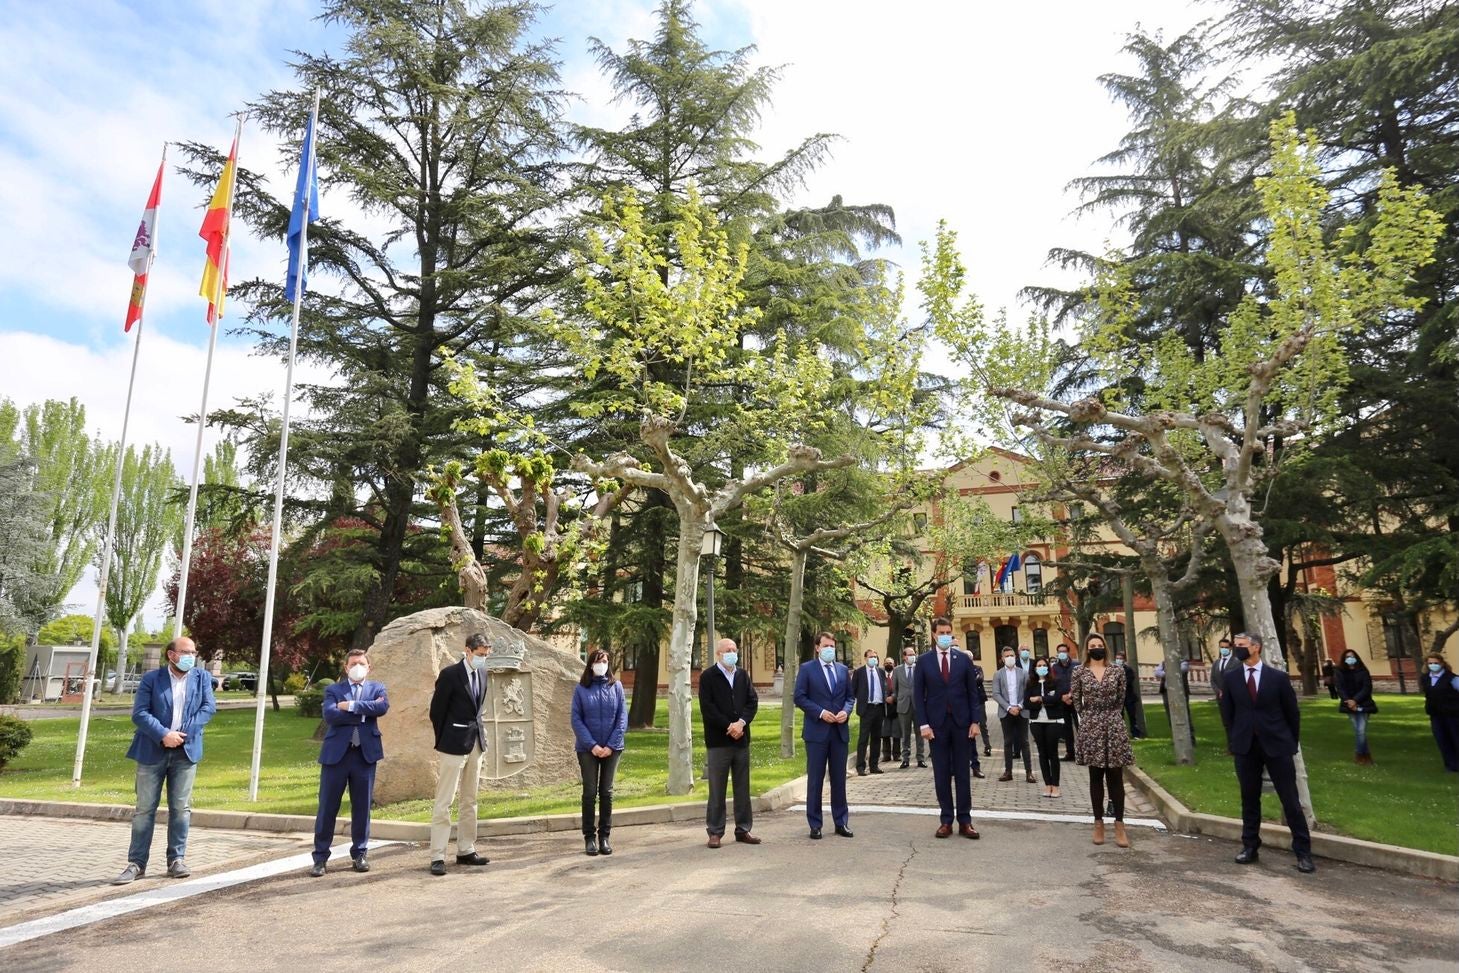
top-left (699, 637), bottom-right (760, 848)
top-left (113, 637), bottom-right (217, 885)
top-left (427, 632), bottom-right (493, 875)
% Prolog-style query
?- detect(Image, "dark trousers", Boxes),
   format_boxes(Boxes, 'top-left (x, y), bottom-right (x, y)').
top-left (1001, 715), bottom-right (1031, 774)
top-left (1089, 765), bottom-right (1125, 821)
top-left (313, 746), bottom-right (376, 864)
top-left (577, 749), bottom-right (623, 836)
top-left (804, 735), bottom-right (850, 830)
top-left (898, 709), bottom-right (924, 762)
top-left (1124, 698), bottom-right (1144, 739)
top-left (856, 709), bottom-right (884, 772)
top-left (1030, 721), bottom-right (1062, 786)
top-left (929, 723), bottom-right (973, 826)
top-left (1062, 711), bottom-right (1078, 757)
top-left (880, 710), bottom-right (900, 761)
top-left (1431, 714), bottom-right (1459, 771)
top-left (705, 745), bottom-right (752, 836)
top-left (978, 711), bottom-right (990, 754)
top-left (1234, 738), bottom-right (1311, 856)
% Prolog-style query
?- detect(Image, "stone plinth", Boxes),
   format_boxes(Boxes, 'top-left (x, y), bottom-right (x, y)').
top-left (368, 607), bottom-right (582, 806)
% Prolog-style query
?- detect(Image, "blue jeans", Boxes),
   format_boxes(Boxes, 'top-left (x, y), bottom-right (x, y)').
top-left (127, 749), bottom-right (198, 870)
top-left (1348, 712), bottom-right (1370, 756)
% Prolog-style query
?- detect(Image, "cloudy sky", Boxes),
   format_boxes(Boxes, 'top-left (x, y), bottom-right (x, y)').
top-left (1, 0), bottom-right (1224, 627)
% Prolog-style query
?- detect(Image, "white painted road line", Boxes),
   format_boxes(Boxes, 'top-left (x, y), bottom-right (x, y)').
top-left (0, 840), bottom-right (399, 950)
top-left (788, 804), bottom-right (1167, 830)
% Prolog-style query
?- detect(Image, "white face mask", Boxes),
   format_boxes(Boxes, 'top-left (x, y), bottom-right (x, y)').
top-left (347, 664), bottom-right (368, 682)
top-left (470, 654), bottom-right (489, 670)
top-left (591, 662), bottom-right (608, 677)
top-left (1003, 656), bottom-right (1016, 668)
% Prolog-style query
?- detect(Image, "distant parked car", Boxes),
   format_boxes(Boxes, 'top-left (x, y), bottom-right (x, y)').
top-left (229, 672), bottom-right (259, 692)
top-left (100, 671), bottom-right (142, 693)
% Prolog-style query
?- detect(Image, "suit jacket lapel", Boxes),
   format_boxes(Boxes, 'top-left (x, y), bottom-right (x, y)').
top-left (157, 670), bottom-right (173, 724)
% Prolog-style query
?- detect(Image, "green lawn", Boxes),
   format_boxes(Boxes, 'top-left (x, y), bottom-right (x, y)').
top-left (1135, 694), bottom-right (1459, 856)
top-left (0, 699), bottom-right (806, 822)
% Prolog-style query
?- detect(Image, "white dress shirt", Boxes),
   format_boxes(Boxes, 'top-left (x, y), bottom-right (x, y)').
top-left (867, 665), bottom-right (883, 704)
top-left (1005, 667), bottom-right (1020, 711)
top-left (169, 669), bottom-right (188, 732)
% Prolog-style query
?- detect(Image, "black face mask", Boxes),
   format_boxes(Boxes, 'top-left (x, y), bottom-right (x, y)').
top-left (1088, 648), bottom-right (1106, 661)
top-left (1234, 645), bottom-right (1252, 662)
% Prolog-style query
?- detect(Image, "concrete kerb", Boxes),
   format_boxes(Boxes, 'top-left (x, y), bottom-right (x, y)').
top-left (0, 774), bottom-right (811, 845)
top-left (1125, 765), bottom-right (1459, 883)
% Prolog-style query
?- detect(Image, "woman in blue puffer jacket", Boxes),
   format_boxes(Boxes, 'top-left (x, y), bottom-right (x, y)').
top-left (571, 649), bottom-right (628, 856)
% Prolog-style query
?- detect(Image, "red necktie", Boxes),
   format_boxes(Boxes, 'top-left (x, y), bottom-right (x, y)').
top-left (1246, 668), bottom-right (1258, 701)
top-left (941, 651), bottom-right (950, 682)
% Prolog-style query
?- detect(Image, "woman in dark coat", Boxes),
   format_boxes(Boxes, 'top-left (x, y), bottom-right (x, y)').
top-left (1334, 652), bottom-right (1378, 765)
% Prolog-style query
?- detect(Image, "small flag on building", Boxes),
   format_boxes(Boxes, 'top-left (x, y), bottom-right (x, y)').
top-left (125, 160), bottom-right (164, 331)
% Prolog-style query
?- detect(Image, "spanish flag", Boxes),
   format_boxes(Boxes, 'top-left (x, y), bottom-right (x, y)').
top-left (198, 137), bottom-right (237, 325)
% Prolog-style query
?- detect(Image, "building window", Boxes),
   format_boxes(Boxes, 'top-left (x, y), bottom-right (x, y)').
top-left (912, 512), bottom-right (928, 533)
top-left (1381, 612), bottom-right (1420, 659)
top-left (1102, 622), bottom-right (1126, 655)
top-left (1068, 502), bottom-right (1085, 521)
top-left (1011, 506), bottom-right (1023, 523)
top-left (994, 625), bottom-right (1017, 652)
top-left (1033, 628), bottom-right (1049, 655)
top-left (621, 642), bottom-right (638, 671)
top-left (1023, 553), bottom-right (1042, 593)
top-left (962, 559), bottom-right (978, 595)
top-left (965, 630), bottom-right (981, 660)
top-left (625, 579), bottom-right (643, 603)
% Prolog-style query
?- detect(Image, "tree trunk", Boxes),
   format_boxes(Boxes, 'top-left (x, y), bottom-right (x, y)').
top-left (1219, 514), bottom-right (1316, 826)
top-left (780, 547), bottom-right (808, 758)
top-left (111, 624), bottom-right (130, 695)
top-left (628, 492), bottom-right (670, 729)
top-left (1148, 572), bottom-right (1195, 765)
top-left (666, 515), bottom-right (705, 795)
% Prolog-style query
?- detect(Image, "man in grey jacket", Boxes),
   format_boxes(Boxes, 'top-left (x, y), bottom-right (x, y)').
top-left (992, 646), bottom-right (1033, 782)
top-left (892, 644), bottom-right (924, 768)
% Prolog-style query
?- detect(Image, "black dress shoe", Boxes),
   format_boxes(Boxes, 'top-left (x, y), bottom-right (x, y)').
top-left (1234, 847), bottom-right (1260, 865)
top-left (972, 769), bottom-right (986, 779)
top-left (352, 856), bottom-right (369, 873)
top-left (899, 760), bottom-right (910, 769)
top-left (429, 860), bottom-right (447, 876)
top-left (869, 767), bottom-right (884, 775)
top-left (917, 761), bottom-right (927, 768)
top-left (835, 826), bottom-right (854, 838)
top-left (1295, 854), bottom-right (1316, 874)
top-left (983, 748), bottom-right (992, 757)
top-left (809, 828), bottom-right (822, 839)
top-left (309, 862), bottom-right (326, 877)
top-left (456, 852), bottom-right (490, 866)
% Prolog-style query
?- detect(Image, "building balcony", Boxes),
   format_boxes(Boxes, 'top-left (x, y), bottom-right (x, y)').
top-left (958, 592), bottom-right (1049, 610)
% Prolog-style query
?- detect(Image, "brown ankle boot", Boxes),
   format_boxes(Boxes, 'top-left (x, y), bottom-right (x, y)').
top-left (1114, 822), bottom-right (1129, 848)
top-left (1092, 821), bottom-right (1106, 845)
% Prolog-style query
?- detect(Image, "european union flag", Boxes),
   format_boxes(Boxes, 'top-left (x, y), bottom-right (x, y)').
top-left (284, 108), bottom-right (320, 304)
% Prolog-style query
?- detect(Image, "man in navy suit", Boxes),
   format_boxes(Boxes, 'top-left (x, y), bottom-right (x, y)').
top-left (914, 617), bottom-right (983, 839)
top-left (310, 649), bottom-right (390, 876)
top-left (1217, 632), bottom-right (1315, 874)
top-left (794, 631), bottom-right (855, 839)
top-left (113, 637), bottom-right (217, 885)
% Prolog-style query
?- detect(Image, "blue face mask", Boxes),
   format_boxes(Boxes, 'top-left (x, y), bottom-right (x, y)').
top-left (173, 654), bottom-right (196, 673)
top-left (1429, 663), bottom-right (1444, 674)
top-left (722, 652), bottom-right (738, 668)
top-left (819, 646), bottom-right (836, 663)
top-left (1036, 666), bottom-right (1049, 677)
top-left (1344, 656), bottom-right (1358, 666)
top-left (936, 634), bottom-right (953, 649)
top-left (1056, 651), bottom-right (1069, 662)
top-left (1219, 647), bottom-right (1231, 658)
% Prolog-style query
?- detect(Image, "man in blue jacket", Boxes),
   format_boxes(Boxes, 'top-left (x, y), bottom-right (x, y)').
top-left (915, 617), bottom-right (983, 839)
top-left (794, 631), bottom-right (855, 839)
top-left (310, 649), bottom-right (390, 876)
top-left (113, 637), bottom-right (217, 885)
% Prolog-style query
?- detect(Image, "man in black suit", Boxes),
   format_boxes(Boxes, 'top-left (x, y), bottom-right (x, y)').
top-left (1217, 632), bottom-right (1315, 874)
top-left (427, 632), bottom-right (493, 876)
top-left (700, 638), bottom-right (760, 848)
top-left (914, 617), bottom-right (984, 839)
top-left (852, 648), bottom-right (887, 775)
top-left (1052, 644), bottom-right (1077, 760)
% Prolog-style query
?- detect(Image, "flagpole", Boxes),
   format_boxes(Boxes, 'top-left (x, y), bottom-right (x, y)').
top-left (73, 145), bottom-right (167, 787)
top-left (174, 118), bottom-right (242, 640)
top-left (250, 89), bottom-right (319, 801)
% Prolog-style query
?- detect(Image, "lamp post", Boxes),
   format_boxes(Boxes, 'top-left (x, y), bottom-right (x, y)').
top-left (701, 523), bottom-right (724, 669)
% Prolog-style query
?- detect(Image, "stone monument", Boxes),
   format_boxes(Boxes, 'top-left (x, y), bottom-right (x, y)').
top-left (367, 606), bottom-right (583, 805)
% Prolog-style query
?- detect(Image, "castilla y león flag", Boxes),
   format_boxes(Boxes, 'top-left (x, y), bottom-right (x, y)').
top-left (198, 137), bottom-right (238, 325)
top-left (125, 160), bottom-right (164, 332)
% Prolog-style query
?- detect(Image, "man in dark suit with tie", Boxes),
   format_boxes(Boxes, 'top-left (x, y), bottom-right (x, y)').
top-left (1217, 632), bottom-right (1315, 874)
top-left (112, 637), bottom-right (217, 885)
top-left (892, 645), bottom-right (924, 768)
top-left (852, 648), bottom-right (888, 775)
top-left (914, 617), bottom-right (984, 839)
top-left (428, 632), bottom-right (493, 876)
top-left (794, 631), bottom-right (855, 839)
top-left (310, 649), bottom-right (390, 876)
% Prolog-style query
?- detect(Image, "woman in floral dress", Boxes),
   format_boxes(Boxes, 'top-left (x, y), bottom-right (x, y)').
top-left (1072, 632), bottom-right (1135, 848)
